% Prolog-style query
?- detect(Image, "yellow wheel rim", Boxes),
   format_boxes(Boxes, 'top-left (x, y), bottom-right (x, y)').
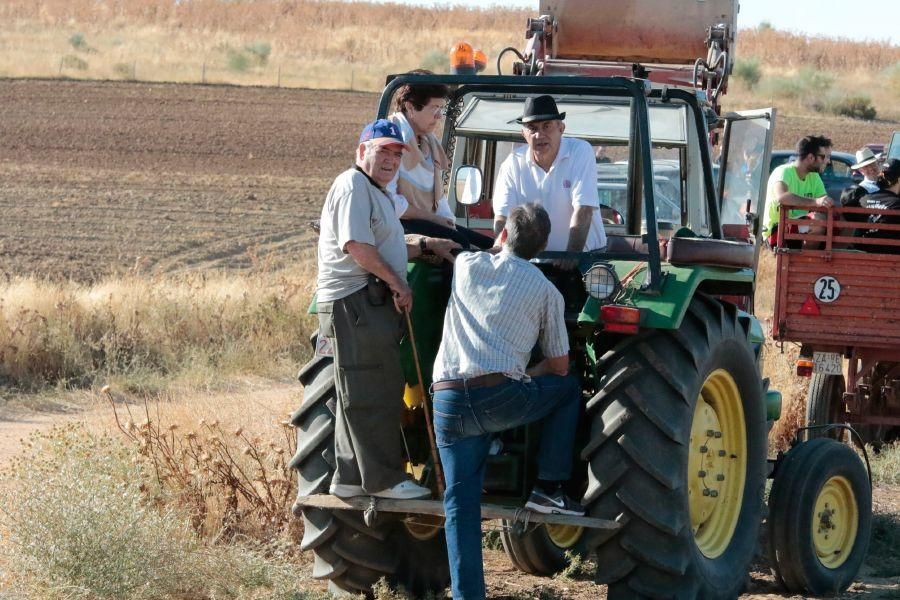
top-left (812, 476), bottom-right (858, 569)
top-left (404, 514), bottom-right (444, 541)
top-left (545, 523), bottom-right (583, 549)
top-left (688, 369), bottom-right (748, 559)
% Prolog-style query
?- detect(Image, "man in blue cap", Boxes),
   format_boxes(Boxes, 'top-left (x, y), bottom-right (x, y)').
top-left (316, 119), bottom-right (459, 499)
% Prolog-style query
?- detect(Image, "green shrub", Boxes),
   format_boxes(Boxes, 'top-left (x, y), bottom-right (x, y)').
top-left (245, 41), bottom-right (272, 65)
top-left (733, 57), bottom-right (762, 89)
top-left (69, 32), bottom-right (87, 50)
top-left (61, 54), bottom-right (88, 71)
top-left (113, 62), bottom-right (134, 80)
top-left (0, 424), bottom-right (321, 600)
top-left (421, 48), bottom-right (450, 74)
top-left (830, 95), bottom-right (877, 120)
top-left (869, 441), bottom-right (900, 486)
top-left (227, 48), bottom-right (250, 72)
top-left (758, 67), bottom-right (834, 111)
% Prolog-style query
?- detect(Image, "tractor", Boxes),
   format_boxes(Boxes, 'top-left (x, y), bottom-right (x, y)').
top-left (291, 1), bottom-right (872, 597)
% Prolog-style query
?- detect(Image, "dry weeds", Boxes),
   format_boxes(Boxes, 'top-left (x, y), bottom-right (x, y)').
top-left (0, 269), bottom-right (316, 391)
top-left (0, 422), bottom-right (318, 600)
top-left (105, 386), bottom-right (299, 541)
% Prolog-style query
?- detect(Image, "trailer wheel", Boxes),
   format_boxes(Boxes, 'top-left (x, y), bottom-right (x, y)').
top-left (806, 373), bottom-right (846, 440)
top-left (767, 438), bottom-right (872, 595)
top-left (584, 294), bottom-right (767, 599)
top-left (290, 345), bottom-right (450, 597)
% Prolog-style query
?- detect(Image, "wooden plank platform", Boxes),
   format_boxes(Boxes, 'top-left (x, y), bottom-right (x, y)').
top-left (294, 494), bottom-right (620, 530)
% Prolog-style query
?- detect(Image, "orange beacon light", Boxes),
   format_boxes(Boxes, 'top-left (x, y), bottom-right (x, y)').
top-left (450, 42), bottom-right (475, 75)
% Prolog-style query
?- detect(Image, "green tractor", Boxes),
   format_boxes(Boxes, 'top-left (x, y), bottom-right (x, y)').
top-left (290, 1), bottom-right (874, 591)
top-left (290, 70), bottom-right (872, 598)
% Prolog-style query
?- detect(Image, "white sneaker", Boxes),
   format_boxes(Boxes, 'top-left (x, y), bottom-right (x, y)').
top-left (371, 480), bottom-right (431, 499)
top-left (329, 482), bottom-right (366, 498)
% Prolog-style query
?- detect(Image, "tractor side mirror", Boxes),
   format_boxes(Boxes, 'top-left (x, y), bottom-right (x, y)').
top-left (454, 165), bottom-right (483, 206)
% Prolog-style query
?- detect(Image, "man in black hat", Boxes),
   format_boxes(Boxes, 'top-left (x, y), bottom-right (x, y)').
top-left (492, 95), bottom-right (607, 257)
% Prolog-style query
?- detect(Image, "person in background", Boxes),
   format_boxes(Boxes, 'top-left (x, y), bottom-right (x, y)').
top-left (762, 134), bottom-right (833, 248)
top-left (852, 147), bottom-right (883, 194)
top-left (388, 70), bottom-right (493, 250)
top-left (594, 145), bottom-right (612, 163)
top-left (431, 203), bottom-right (584, 600)
top-left (316, 119), bottom-right (459, 500)
top-left (841, 147), bottom-right (883, 215)
top-left (857, 158), bottom-right (900, 254)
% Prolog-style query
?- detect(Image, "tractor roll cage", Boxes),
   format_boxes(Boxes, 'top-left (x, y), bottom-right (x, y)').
top-left (378, 74), bottom-right (722, 294)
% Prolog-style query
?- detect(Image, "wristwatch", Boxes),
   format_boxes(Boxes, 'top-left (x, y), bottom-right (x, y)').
top-left (419, 237), bottom-right (428, 254)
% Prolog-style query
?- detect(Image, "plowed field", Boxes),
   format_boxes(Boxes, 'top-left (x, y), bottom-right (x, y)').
top-left (2, 79), bottom-right (898, 281)
top-left (0, 79), bottom-right (376, 280)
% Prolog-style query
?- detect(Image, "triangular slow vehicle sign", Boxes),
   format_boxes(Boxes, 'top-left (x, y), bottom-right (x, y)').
top-left (799, 294), bottom-right (820, 316)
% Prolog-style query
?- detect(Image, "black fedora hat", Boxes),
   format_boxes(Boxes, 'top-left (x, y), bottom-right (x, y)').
top-left (515, 95), bottom-right (566, 124)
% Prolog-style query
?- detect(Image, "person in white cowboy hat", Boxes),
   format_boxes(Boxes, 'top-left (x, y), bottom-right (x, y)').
top-left (851, 147), bottom-right (883, 194)
top-left (841, 147), bottom-right (885, 217)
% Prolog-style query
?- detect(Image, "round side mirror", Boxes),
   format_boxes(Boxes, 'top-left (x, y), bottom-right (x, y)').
top-left (454, 165), bottom-right (483, 206)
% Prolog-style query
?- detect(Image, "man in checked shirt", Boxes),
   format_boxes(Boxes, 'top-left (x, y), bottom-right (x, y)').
top-left (430, 203), bottom-right (583, 600)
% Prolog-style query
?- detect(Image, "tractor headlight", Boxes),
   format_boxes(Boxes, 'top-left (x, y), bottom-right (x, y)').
top-left (583, 264), bottom-right (619, 301)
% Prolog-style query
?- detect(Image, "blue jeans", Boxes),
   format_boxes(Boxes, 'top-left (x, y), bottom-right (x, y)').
top-left (432, 374), bottom-right (580, 600)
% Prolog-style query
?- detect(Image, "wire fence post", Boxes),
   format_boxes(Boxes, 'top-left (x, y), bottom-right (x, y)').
top-left (277, 64), bottom-right (281, 87)
top-left (350, 69), bottom-right (354, 91)
top-left (132, 61), bottom-right (136, 81)
top-left (201, 62), bottom-right (206, 84)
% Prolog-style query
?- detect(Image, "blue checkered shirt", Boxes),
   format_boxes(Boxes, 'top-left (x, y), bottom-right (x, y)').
top-left (432, 249), bottom-right (569, 382)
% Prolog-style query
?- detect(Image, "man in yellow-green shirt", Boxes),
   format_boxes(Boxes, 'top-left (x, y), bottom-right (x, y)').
top-left (763, 135), bottom-right (834, 247)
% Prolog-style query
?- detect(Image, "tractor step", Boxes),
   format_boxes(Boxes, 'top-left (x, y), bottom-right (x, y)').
top-left (293, 494), bottom-right (621, 530)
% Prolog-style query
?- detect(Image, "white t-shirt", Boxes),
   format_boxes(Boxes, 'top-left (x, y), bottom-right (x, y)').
top-left (386, 112), bottom-right (455, 221)
top-left (316, 168), bottom-right (408, 302)
top-left (493, 137), bottom-right (606, 252)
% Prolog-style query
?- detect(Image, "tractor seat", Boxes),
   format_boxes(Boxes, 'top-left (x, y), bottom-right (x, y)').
top-left (605, 234), bottom-right (649, 254)
top-left (666, 236), bottom-right (755, 269)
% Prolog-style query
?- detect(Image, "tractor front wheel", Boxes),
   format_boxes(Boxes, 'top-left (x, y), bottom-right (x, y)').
top-left (767, 438), bottom-right (872, 595)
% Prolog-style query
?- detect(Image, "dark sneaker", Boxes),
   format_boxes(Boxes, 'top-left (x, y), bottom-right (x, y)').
top-left (524, 488), bottom-right (585, 516)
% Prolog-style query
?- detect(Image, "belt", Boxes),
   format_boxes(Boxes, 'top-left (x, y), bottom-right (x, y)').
top-left (432, 373), bottom-right (509, 391)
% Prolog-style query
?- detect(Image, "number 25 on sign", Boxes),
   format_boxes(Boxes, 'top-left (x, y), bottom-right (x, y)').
top-left (813, 276), bottom-right (841, 303)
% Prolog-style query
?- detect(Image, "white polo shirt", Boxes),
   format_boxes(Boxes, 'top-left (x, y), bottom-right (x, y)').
top-left (493, 137), bottom-right (606, 252)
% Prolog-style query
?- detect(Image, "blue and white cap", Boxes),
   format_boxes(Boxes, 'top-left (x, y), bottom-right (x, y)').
top-left (359, 119), bottom-right (411, 151)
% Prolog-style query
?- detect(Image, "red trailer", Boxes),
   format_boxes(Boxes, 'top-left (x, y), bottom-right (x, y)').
top-left (772, 203), bottom-right (900, 444)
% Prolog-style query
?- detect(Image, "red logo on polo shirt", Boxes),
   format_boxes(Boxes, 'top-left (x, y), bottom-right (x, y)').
top-left (563, 179), bottom-right (571, 189)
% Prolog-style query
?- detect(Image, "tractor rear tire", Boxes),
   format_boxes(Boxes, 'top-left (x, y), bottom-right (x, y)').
top-left (806, 373), bottom-right (846, 440)
top-left (767, 438), bottom-right (872, 595)
top-left (583, 294), bottom-right (767, 599)
top-left (290, 348), bottom-right (450, 597)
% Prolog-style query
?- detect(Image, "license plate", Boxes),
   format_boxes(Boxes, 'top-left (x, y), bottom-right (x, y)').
top-left (315, 334), bottom-right (334, 357)
top-left (813, 352), bottom-right (842, 375)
